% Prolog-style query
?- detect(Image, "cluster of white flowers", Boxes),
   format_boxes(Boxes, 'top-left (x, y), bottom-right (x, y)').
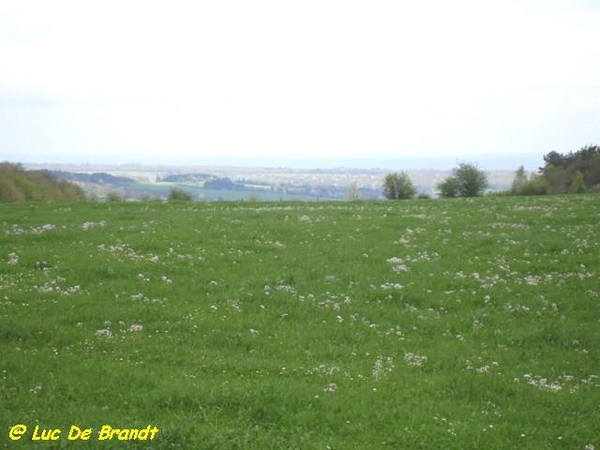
top-left (82, 220), bottom-right (106, 230)
top-left (130, 293), bottom-right (163, 304)
top-left (322, 382), bottom-right (337, 393)
top-left (34, 277), bottom-right (82, 296)
top-left (95, 329), bottom-right (113, 339)
top-left (524, 275), bottom-right (541, 286)
top-left (307, 364), bottom-right (339, 377)
top-left (276, 284), bottom-right (295, 294)
top-left (372, 356), bottom-right (395, 380)
top-left (7, 253), bottom-right (18, 265)
top-left (227, 299), bottom-right (241, 313)
top-left (523, 374), bottom-right (562, 392)
top-left (380, 282), bottom-right (404, 290)
top-left (465, 359), bottom-right (499, 374)
top-left (404, 352), bottom-right (428, 367)
top-left (30, 224), bottom-right (56, 234)
top-left (98, 242), bottom-right (159, 263)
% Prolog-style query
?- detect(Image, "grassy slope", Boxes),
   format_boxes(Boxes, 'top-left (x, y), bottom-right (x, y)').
top-left (0, 196), bottom-right (599, 449)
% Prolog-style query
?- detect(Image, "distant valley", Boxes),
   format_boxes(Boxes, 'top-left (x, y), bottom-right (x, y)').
top-left (24, 162), bottom-right (520, 201)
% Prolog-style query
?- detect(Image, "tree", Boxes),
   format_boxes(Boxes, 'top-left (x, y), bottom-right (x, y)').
top-left (437, 163), bottom-right (488, 198)
top-left (437, 177), bottom-right (459, 198)
top-left (543, 164), bottom-right (570, 194)
top-left (383, 172), bottom-right (416, 200)
top-left (168, 187), bottom-right (192, 201)
top-left (540, 144), bottom-right (600, 192)
top-left (510, 166), bottom-right (547, 195)
top-left (346, 181), bottom-right (361, 201)
top-left (570, 171), bottom-right (586, 194)
top-left (106, 191), bottom-right (123, 202)
top-left (510, 166), bottom-right (528, 195)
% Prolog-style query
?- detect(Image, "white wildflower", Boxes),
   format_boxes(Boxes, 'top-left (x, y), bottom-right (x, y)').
top-left (404, 352), bottom-right (428, 367)
top-left (380, 283), bottom-right (404, 290)
top-left (95, 329), bottom-right (113, 339)
top-left (372, 356), bottom-right (395, 380)
top-left (7, 253), bottom-right (19, 265)
top-left (323, 383), bottom-right (337, 393)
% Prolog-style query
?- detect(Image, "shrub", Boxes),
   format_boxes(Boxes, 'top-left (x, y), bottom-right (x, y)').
top-left (383, 172), bottom-right (416, 200)
top-left (510, 166), bottom-right (548, 196)
top-left (437, 163), bottom-right (488, 198)
top-left (106, 192), bottom-right (123, 202)
top-left (168, 187), bottom-right (193, 201)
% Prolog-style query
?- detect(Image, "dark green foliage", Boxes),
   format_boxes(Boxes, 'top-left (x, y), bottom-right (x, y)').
top-left (540, 144), bottom-right (600, 193)
top-left (204, 177), bottom-right (244, 190)
top-left (168, 187), bottom-right (193, 201)
top-left (0, 162), bottom-right (85, 202)
top-left (510, 166), bottom-right (548, 195)
top-left (383, 172), bottom-right (416, 199)
top-left (52, 170), bottom-right (134, 185)
top-left (437, 163), bottom-right (488, 197)
top-left (437, 177), bottom-right (459, 198)
top-left (106, 191), bottom-right (124, 202)
top-left (570, 171), bottom-right (586, 194)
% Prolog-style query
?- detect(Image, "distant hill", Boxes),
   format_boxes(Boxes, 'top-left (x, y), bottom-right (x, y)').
top-left (160, 173), bottom-right (214, 183)
top-left (0, 163), bottom-right (85, 202)
top-left (51, 170), bottom-right (135, 185)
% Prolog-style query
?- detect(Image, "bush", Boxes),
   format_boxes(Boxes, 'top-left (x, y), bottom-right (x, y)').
top-left (0, 178), bottom-right (25, 202)
top-left (106, 192), bottom-right (123, 202)
top-left (437, 163), bottom-right (488, 198)
top-left (383, 172), bottom-right (416, 200)
top-left (168, 187), bottom-right (193, 201)
top-left (570, 171), bottom-right (586, 194)
top-left (510, 166), bottom-right (548, 196)
top-left (437, 177), bottom-right (459, 198)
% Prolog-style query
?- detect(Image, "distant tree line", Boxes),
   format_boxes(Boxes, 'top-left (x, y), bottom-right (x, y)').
top-left (508, 144), bottom-right (600, 196)
top-left (204, 177), bottom-right (246, 190)
top-left (538, 144), bottom-right (600, 193)
top-left (160, 173), bottom-right (214, 183)
top-left (52, 170), bottom-right (134, 185)
top-left (0, 163), bottom-right (85, 202)
top-left (383, 144), bottom-right (600, 200)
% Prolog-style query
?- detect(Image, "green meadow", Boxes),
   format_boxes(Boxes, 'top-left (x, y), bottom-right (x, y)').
top-left (1, 195), bottom-right (599, 449)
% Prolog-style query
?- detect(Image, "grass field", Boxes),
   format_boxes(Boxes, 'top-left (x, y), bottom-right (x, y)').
top-left (1, 195), bottom-right (599, 449)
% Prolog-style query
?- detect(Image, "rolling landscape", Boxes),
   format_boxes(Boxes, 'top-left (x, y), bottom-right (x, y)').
top-left (2, 0), bottom-right (599, 446)
top-left (22, 162), bottom-right (520, 202)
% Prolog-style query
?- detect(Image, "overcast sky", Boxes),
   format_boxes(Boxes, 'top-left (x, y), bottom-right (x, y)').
top-left (1, 0), bottom-right (599, 167)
